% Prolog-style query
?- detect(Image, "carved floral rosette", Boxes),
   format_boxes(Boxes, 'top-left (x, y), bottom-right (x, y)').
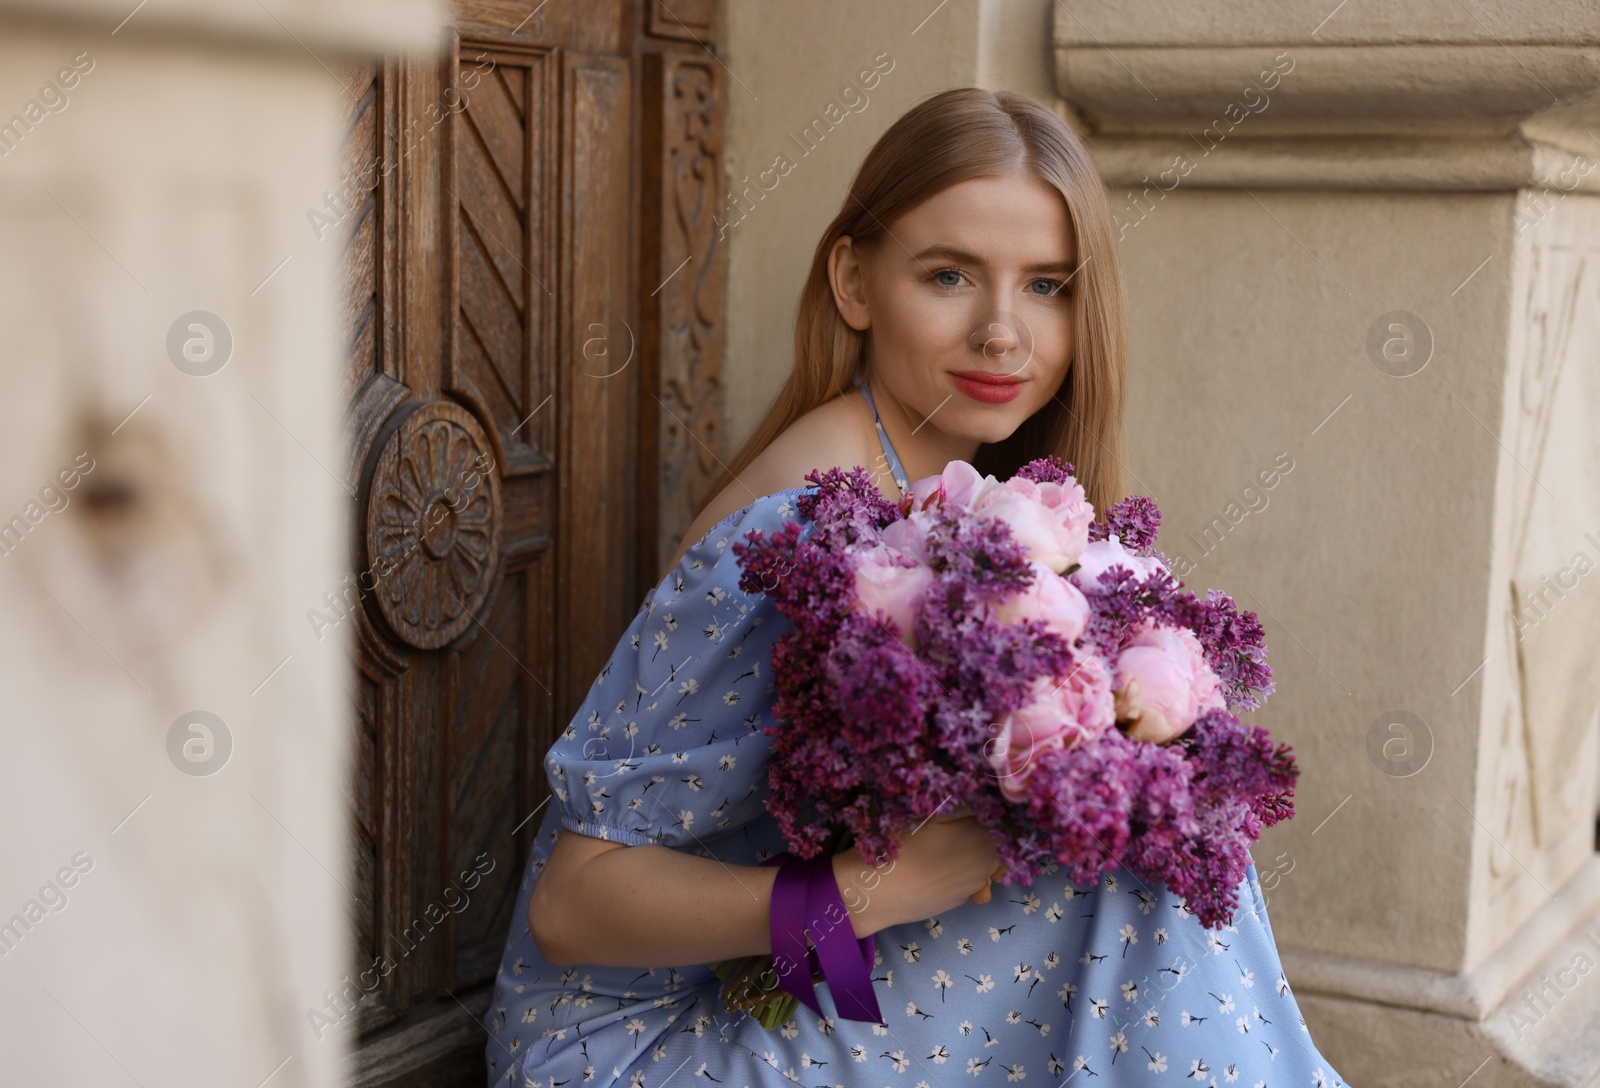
top-left (363, 400), bottom-right (501, 649)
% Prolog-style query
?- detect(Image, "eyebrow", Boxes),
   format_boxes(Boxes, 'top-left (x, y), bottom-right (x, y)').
top-left (907, 243), bottom-right (1079, 275)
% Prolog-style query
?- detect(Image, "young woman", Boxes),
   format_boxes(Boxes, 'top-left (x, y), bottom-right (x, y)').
top-left (484, 88), bottom-right (1347, 1086)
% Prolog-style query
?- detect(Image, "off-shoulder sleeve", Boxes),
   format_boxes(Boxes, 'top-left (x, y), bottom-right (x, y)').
top-left (543, 488), bottom-right (810, 849)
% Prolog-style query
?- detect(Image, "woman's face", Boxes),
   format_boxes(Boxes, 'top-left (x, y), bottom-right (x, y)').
top-left (829, 170), bottom-right (1078, 453)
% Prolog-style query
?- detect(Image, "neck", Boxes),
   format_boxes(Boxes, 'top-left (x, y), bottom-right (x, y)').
top-left (869, 382), bottom-right (982, 481)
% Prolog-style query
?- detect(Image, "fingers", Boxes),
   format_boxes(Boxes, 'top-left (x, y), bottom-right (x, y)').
top-left (968, 866), bottom-right (1004, 906)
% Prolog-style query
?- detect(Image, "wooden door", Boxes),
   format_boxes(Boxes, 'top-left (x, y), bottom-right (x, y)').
top-left (328, 2), bottom-right (726, 1083)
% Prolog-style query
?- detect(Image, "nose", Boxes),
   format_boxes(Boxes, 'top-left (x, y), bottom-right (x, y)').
top-left (968, 314), bottom-right (1021, 363)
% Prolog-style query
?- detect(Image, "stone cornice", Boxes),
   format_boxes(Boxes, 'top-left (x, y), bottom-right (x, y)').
top-left (1053, 4), bottom-right (1600, 188)
top-left (1085, 134), bottom-right (1600, 191)
top-left (1055, 43), bottom-right (1600, 138)
top-left (1053, 0), bottom-right (1600, 50)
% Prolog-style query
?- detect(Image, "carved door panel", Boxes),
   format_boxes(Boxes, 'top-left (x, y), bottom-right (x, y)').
top-left (328, 2), bottom-right (727, 1084)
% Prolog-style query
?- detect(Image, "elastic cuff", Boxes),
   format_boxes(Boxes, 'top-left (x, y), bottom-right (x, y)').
top-left (558, 814), bottom-right (659, 848)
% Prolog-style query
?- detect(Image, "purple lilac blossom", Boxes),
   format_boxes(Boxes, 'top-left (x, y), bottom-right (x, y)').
top-left (1088, 494), bottom-right (1162, 550)
top-left (733, 458), bottom-right (1297, 929)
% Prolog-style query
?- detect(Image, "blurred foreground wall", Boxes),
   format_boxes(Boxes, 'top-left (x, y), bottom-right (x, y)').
top-left (0, 2), bottom-right (438, 1085)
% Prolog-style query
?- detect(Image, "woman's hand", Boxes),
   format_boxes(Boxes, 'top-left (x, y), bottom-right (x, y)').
top-left (832, 806), bottom-right (1004, 938)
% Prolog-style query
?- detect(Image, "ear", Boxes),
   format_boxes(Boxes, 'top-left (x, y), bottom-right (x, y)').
top-left (827, 235), bottom-right (872, 332)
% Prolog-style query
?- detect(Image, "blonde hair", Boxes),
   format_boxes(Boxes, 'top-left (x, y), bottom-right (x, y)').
top-left (713, 87), bottom-right (1127, 513)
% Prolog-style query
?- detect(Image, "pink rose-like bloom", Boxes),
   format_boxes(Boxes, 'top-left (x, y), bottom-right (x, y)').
top-left (1113, 624), bottom-right (1226, 744)
top-left (972, 476), bottom-right (1094, 573)
top-left (852, 543), bottom-right (934, 648)
top-left (906, 473), bottom-right (944, 512)
top-left (987, 657), bottom-right (1115, 801)
top-left (880, 510), bottom-right (936, 565)
top-left (1069, 534), bottom-right (1167, 594)
top-left (994, 560), bottom-right (1091, 646)
top-left (905, 460), bottom-right (999, 513)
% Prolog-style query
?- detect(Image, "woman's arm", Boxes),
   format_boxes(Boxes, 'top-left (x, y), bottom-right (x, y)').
top-left (528, 832), bottom-right (782, 967)
top-left (528, 814), bottom-right (1001, 968)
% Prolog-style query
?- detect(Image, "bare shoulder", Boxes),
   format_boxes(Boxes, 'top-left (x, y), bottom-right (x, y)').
top-left (659, 389), bottom-right (880, 578)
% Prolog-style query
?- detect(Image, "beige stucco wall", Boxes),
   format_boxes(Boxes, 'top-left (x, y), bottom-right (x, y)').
top-left (1116, 186), bottom-right (1518, 969)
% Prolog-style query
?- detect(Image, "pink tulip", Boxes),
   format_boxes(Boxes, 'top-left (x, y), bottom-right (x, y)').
top-left (994, 560), bottom-right (1091, 646)
top-left (1113, 624), bottom-right (1225, 744)
top-left (987, 658), bottom-right (1115, 801)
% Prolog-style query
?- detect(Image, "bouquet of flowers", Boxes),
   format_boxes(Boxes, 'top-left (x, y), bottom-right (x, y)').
top-left (710, 457), bottom-right (1297, 1027)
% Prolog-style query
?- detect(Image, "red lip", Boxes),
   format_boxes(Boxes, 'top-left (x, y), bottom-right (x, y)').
top-left (951, 371), bottom-right (1025, 404)
top-left (951, 370), bottom-right (1024, 385)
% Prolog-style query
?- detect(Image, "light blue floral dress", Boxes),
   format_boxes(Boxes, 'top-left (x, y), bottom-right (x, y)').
top-left (484, 390), bottom-right (1348, 1087)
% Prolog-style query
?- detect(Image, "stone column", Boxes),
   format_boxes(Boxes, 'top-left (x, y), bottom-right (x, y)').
top-left (1053, 1), bottom-right (1600, 1082)
top-left (0, 2), bottom-right (436, 1085)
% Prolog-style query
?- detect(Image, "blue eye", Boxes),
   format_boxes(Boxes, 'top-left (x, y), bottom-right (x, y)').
top-left (1030, 278), bottom-right (1068, 297)
top-left (931, 268), bottom-right (964, 288)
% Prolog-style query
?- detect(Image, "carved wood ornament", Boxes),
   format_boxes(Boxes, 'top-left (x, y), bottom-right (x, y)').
top-left (332, 3), bottom-right (729, 1082)
top-left (363, 400), bottom-right (502, 650)
top-left (642, 51), bottom-right (727, 575)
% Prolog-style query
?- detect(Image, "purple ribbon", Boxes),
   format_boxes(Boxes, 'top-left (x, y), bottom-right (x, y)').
top-left (763, 852), bottom-right (883, 1024)
top-left (766, 854), bottom-right (827, 1019)
top-left (804, 857), bottom-right (882, 1022)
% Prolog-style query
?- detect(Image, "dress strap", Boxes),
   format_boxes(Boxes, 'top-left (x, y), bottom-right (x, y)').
top-left (855, 377), bottom-right (911, 497)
